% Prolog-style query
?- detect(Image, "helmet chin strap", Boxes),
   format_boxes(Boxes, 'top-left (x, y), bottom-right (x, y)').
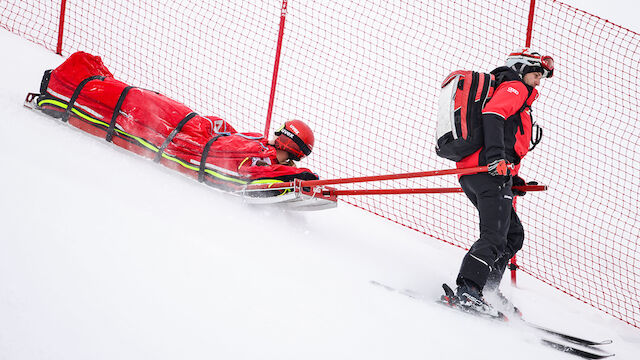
top-left (511, 63), bottom-right (544, 79)
top-left (275, 148), bottom-right (293, 164)
top-left (510, 63), bottom-right (525, 78)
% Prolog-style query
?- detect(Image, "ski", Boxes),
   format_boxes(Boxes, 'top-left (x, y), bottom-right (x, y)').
top-left (370, 280), bottom-right (615, 358)
top-left (370, 280), bottom-right (435, 303)
top-left (524, 320), bottom-right (613, 347)
top-left (540, 338), bottom-right (615, 359)
top-left (371, 280), bottom-right (508, 321)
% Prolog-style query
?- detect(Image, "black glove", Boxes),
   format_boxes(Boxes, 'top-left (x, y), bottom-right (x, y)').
top-left (487, 159), bottom-right (511, 176)
top-left (512, 175), bottom-right (538, 196)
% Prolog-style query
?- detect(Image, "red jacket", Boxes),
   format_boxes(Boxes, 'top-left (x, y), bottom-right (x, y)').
top-left (457, 67), bottom-right (538, 176)
top-left (37, 52), bottom-right (317, 188)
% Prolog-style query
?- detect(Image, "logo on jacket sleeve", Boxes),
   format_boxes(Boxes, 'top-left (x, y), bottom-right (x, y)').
top-left (507, 87), bottom-right (520, 95)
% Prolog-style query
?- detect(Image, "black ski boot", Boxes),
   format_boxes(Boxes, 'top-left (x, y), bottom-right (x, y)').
top-left (439, 283), bottom-right (508, 321)
top-left (455, 281), bottom-right (506, 320)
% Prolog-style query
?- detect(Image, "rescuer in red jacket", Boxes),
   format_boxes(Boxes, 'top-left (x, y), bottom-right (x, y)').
top-left (453, 49), bottom-right (554, 316)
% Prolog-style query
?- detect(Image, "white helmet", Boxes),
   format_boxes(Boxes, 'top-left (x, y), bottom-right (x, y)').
top-left (506, 48), bottom-right (554, 79)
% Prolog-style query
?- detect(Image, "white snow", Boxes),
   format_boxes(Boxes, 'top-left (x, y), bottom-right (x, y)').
top-left (0, 24), bottom-right (639, 360)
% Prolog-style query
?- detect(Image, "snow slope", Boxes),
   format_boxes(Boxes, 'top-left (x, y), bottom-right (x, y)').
top-left (0, 29), bottom-right (638, 359)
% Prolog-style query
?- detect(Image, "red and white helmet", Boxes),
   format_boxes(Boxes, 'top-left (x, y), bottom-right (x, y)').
top-left (274, 120), bottom-right (315, 161)
top-left (505, 48), bottom-right (554, 79)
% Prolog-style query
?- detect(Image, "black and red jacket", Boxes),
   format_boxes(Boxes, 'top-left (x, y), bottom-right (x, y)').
top-left (457, 66), bottom-right (539, 176)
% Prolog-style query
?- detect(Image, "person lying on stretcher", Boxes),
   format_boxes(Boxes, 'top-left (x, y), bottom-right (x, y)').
top-left (31, 51), bottom-right (319, 188)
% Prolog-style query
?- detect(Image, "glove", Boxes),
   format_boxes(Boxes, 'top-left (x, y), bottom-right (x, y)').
top-left (512, 175), bottom-right (538, 196)
top-left (487, 159), bottom-right (511, 176)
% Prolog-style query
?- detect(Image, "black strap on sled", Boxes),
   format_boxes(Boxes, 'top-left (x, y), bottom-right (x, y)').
top-left (62, 75), bottom-right (106, 122)
top-left (40, 70), bottom-right (53, 95)
top-left (154, 112), bottom-right (198, 162)
top-left (197, 134), bottom-right (227, 182)
top-left (106, 86), bottom-right (136, 142)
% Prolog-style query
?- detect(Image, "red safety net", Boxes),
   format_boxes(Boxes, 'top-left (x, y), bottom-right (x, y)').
top-left (2, 0), bottom-right (638, 328)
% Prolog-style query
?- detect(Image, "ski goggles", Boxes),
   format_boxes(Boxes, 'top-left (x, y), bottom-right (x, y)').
top-left (539, 55), bottom-right (554, 78)
top-left (274, 126), bottom-right (311, 161)
top-left (511, 51), bottom-right (554, 78)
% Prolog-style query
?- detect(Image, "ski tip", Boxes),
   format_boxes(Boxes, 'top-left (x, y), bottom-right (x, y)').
top-left (524, 320), bottom-right (614, 347)
top-left (541, 339), bottom-right (615, 359)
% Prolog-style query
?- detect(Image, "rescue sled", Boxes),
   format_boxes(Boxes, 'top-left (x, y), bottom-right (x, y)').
top-left (24, 92), bottom-right (337, 211)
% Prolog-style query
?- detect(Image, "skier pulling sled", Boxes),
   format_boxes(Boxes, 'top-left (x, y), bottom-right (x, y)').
top-left (24, 51), bottom-right (336, 210)
top-left (434, 48), bottom-right (554, 318)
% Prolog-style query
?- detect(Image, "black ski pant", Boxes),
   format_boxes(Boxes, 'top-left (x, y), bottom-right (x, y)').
top-left (456, 173), bottom-right (524, 292)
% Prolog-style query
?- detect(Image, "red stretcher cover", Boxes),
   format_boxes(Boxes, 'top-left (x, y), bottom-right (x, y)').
top-left (33, 51), bottom-right (318, 193)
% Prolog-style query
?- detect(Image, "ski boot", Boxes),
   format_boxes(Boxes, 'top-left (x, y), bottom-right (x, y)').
top-left (440, 282), bottom-right (508, 321)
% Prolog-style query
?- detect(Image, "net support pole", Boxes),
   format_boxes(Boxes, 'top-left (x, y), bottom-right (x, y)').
top-left (56, 0), bottom-right (67, 55)
top-left (512, 0), bottom-right (536, 286)
top-left (264, 0), bottom-right (288, 139)
top-left (510, 196), bottom-right (520, 286)
top-left (510, 254), bottom-right (518, 286)
top-left (525, 0), bottom-right (536, 47)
